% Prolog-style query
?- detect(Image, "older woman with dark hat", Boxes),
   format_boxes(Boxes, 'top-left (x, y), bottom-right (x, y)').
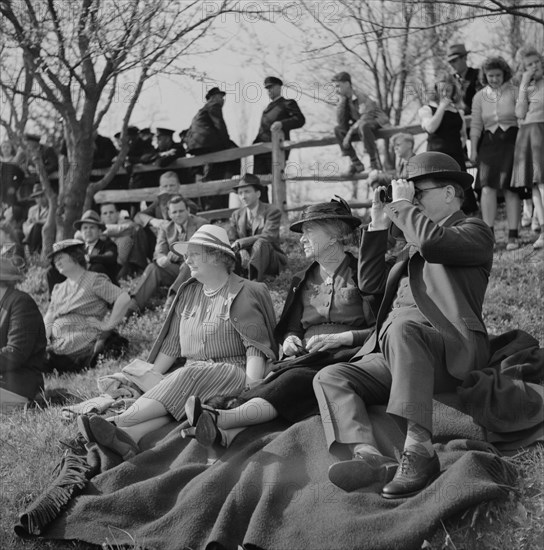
top-left (43, 239), bottom-right (131, 373)
top-left (184, 198), bottom-right (382, 449)
top-left (0, 258), bottom-right (47, 410)
top-left (76, 225), bottom-right (277, 460)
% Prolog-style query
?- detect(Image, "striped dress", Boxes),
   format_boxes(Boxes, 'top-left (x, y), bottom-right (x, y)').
top-left (144, 281), bottom-right (265, 420)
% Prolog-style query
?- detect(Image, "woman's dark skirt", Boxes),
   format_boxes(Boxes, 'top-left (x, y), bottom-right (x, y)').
top-left (476, 126), bottom-right (518, 190)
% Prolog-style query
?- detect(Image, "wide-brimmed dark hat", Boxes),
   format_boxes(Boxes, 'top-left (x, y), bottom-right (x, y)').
top-left (332, 71), bottom-right (352, 83)
top-left (232, 173), bottom-right (266, 192)
top-left (171, 224), bottom-right (235, 258)
top-left (24, 133), bottom-right (41, 143)
top-left (139, 128), bottom-right (154, 136)
top-left (30, 184), bottom-right (45, 198)
top-left (404, 152), bottom-right (474, 189)
top-left (205, 87), bottom-right (226, 101)
top-left (447, 44), bottom-right (469, 62)
top-left (156, 127), bottom-right (175, 137)
top-left (47, 238), bottom-right (85, 259)
top-left (290, 196), bottom-right (361, 233)
top-left (73, 210), bottom-right (106, 231)
top-left (126, 126), bottom-right (140, 136)
top-left (264, 76), bottom-right (283, 88)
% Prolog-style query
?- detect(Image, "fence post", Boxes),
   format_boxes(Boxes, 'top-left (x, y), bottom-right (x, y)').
top-left (271, 129), bottom-right (286, 214)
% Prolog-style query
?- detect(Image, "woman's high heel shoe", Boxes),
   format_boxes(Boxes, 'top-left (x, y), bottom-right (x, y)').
top-left (195, 411), bottom-right (224, 448)
top-left (185, 396), bottom-right (219, 427)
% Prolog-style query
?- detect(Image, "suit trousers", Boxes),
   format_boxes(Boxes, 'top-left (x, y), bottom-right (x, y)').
top-left (247, 239), bottom-right (287, 282)
top-left (314, 316), bottom-right (463, 453)
top-left (132, 261), bottom-right (180, 309)
top-left (334, 119), bottom-right (383, 169)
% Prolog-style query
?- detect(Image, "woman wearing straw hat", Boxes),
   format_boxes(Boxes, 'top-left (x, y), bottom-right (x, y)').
top-left (43, 239), bottom-right (131, 373)
top-left (0, 258), bottom-right (47, 410)
top-left (184, 198), bottom-right (381, 449)
top-left (76, 225), bottom-right (277, 460)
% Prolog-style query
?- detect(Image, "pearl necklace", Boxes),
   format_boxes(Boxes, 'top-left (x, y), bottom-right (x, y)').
top-left (203, 280), bottom-right (228, 297)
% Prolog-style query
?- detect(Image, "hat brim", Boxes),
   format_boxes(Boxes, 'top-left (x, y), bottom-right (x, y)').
top-left (73, 220), bottom-right (106, 231)
top-left (30, 191), bottom-right (45, 198)
top-left (47, 242), bottom-right (85, 259)
top-left (290, 214), bottom-right (361, 233)
top-left (232, 183), bottom-right (266, 192)
top-left (171, 240), bottom-right (236, 259)
top-left (410, 170), bottom-right (474, 189)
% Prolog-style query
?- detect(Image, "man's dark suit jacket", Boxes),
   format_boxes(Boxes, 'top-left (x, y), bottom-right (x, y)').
top-left (228, 201), bottom-right (282, 249)
top-left (185, 101), bottom-right (231, 153)
top-left (354, 202), bottom-right (494, 380)
top-left (88, 236), bottom-right (119, 283)
top-left (254, 96), bottom-right (305, 143)
top-left (0, 287), bottom-right (47, 399)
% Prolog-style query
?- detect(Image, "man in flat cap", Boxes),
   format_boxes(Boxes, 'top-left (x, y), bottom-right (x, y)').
top-left (253, 76), bottom-right (305, 200)
top-left (314, 152), bottom-right (494, 499)
top-left (332, 71), bottom-right (391, 175)
top-left (228, 173), bottom-right (286, 282)
top-left (184, 86), bottom-right (240, 209)
top-left (447, 44), bottom-right (482, 116)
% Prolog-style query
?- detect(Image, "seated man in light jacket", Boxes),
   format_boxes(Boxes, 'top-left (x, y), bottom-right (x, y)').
top-left (228, 173), bottom-right (287, 282)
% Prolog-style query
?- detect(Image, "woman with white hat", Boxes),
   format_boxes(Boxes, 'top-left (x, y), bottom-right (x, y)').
top-left (76, 225), bottom-right (277, 460)
top-left (0, 258), bottom-right (47, 410)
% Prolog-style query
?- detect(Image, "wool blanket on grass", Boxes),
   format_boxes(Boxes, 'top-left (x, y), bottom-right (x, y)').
top-left (32, 414), bottom-right (516, 550)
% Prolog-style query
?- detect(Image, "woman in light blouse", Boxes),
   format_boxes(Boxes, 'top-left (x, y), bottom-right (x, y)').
top-left (511, 46), bottom-right (544, 250)
top-left (470, 56), bottom-right (520, 249)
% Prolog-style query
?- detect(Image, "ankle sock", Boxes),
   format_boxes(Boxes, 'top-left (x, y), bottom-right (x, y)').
top-left (405, 422), bottom-right (435, 457)
top-left (353, 443), bottom-right (381, 457)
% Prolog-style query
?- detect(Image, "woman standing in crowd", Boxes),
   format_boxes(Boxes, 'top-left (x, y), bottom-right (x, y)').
top-left (470, 56), bottom-right (521, 249)
top-left (511, 46), bottom-right (544, 250)
top-left (76, 225), bottom-right (277, 460)
top-left (0, 258), bottom-right (46, 410)
top-left (184, 199), bottom-right (380, 449)
top-left (419, 75), bottom-right (478, 214)
top-left (44, 240), bottom-right (131, 373)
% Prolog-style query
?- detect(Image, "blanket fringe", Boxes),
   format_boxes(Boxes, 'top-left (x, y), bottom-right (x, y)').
top-left (14, 452), bottom-right (91, 537)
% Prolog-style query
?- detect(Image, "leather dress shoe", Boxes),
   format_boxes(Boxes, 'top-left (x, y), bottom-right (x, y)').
top-left (195, 410), bottom-right (223, 448)
top-left (328, 452), bottom-right (398, 492)
top-left (88, 415), bottom-right (139, 461)
top-left (381, 450), bottom-right (440, 499)
top-left (185, 396), bottom-right (218, 427)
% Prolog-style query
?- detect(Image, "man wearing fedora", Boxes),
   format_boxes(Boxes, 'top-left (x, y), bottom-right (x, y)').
top-left (332, 71), bottom-right (391, 175)
top-left (46, 210), bottom-right (119, 293)
top-left (252, 76), bottom-right (305, 201)
top-left (447, 44), bottom-right (482, 117)
top-left (313, 152), bottom-right (494, 499)
top-left (228, 173), bottom-right (287, 282)
top-left (129, 195), bottom-right (207, 312)
top-left (22, 184), bottom-right (49, 254)
top-left (184, 86), bottom-right (240, 208)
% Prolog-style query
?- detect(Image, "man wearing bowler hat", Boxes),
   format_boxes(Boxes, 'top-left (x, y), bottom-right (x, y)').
top-left (313, 152), bottom-right (494, 499)
top-left (184, 86), bottom-right (240, 208)
top-left (252, 76), bottom-right (305, 201)
top-left (228, 173), bottom-right (286, 282)
top-left (332, 71), bottom-right (391, 175)
top-left (447, 44), bottom-right (482, 116)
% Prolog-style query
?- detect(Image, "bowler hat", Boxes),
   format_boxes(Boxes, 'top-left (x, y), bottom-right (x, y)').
top-left (126, 126), bottom-right (140, 136)
top-left (30, 184), bottom-right (45, 198)
top-left (205, 87), bottom-right (226, 101)
top-left (404, 152), bottom-right (474, 189)
top-left (73, 210), bottom-right (106, 231)
top-left (171, 224), bottom-right (236, 259)
top-left (47, 238), bottom-right (85, 259)
top-left (0, 257), bottom-right (24, 282)
top-left (156, 127), bottom-right (175, 137)
top-left (290, 196), bottom-right (361, 233)
top-left (264, 76), bottom-right (283, 88)
top-left (447, 44), bottom-right (469, 62)
top-left (331, 71), bottom-right (352, 83)
top-left (232, 173), bottom-right (266, 192)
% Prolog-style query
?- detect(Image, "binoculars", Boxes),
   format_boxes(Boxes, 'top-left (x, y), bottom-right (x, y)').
top-left (379, 185), bottom-right (393, 203)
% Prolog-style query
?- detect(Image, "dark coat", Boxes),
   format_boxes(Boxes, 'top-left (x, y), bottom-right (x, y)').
top-left (0, 287), bottom-right (47, 399)
top-left (185, 101), bottom-right (231, 153)
top-left (88, 237), bottom-right (119, 283)
top-left (254, 97), bottom-right (305, 143)
top-left (228, 201), bottom-right (282, 248)
top-left (92, 135), bottom-right (118, 169)
top-left (457, 66), bottom-right (482, 116)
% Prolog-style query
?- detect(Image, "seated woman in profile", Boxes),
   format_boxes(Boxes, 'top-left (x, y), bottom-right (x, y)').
top-left (76, 225), bottom-right (277, 460)
top-left (185, 198), bottom-right (381, 448)
top-left (44, 240), bottom-right (131, 373)
top-left (0, 258), bottom-right (47, 411)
